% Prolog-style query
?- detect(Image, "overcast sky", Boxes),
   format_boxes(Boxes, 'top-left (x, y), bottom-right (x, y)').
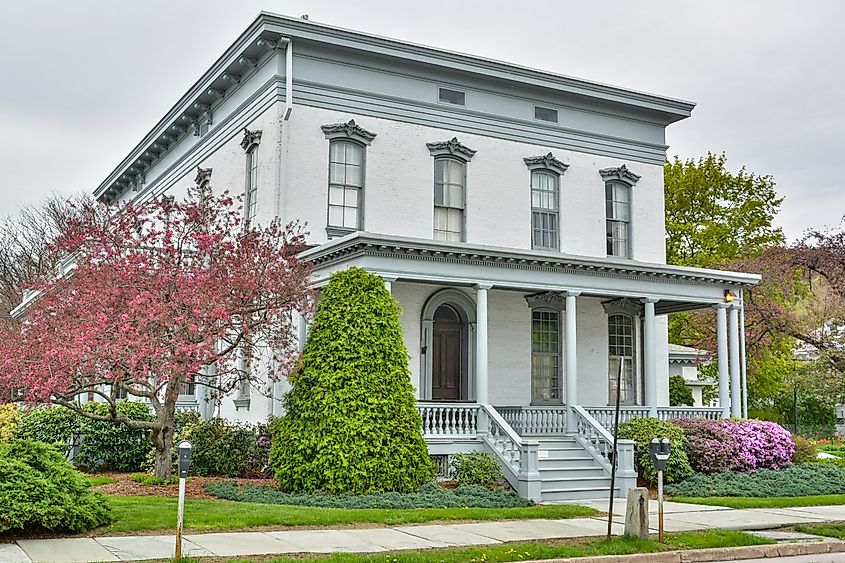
top-left (0, 1), bottom-right (841, 242)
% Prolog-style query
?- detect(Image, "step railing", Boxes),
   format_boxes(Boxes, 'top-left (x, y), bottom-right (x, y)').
top-left (584, 407), bottom-right (650, 432)
top-left (480, 405), bottom-right (541, 502)
top-left (417, 403), bottom-right (480, 438)
top-left (572, 405), bottom-right (636, 497)
top-left (495, 405), bottom-right (568, 436)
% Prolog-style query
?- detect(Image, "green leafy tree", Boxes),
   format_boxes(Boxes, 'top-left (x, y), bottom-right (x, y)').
top-left (668, 375), bottom-right (694, 406)
top-left (270, 267), bottom-right (432, 494)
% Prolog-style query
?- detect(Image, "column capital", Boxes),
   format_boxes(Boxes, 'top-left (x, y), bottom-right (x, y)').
top-left (476, 283), bottom-right (493, 290)
top-left (380, 275), bottom-right (398, 283)
top-left (564, 290), bottom-right (581, 298)
top-left (713, 302), bottom-right (731, 310)
top-left (641, 297), bottom-right (660, 304)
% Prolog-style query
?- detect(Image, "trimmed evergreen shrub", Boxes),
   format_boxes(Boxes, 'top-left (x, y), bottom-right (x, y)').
top-left (0, 403), bottom-right (19, 441)
top-left (667, 464), bottom-right (845, 497)
top-left (17, 405), bottom-right (78, 455)
top-left (450, 452), bottom-right (503, 488)
top-left (205, 481), bottom-right (532, 508)
top-left (792, 435), bottom-right (819, 464)
top-left (176, 418), bottom-right (271, 477)
top-left (271, 267), bottom-right (433, 494)
top-left (0, 439), bottom-right (111, 533)
top-left (668, 375), bottom-right (694, 407)
top-left (618, 417), bottom-right (694, 484)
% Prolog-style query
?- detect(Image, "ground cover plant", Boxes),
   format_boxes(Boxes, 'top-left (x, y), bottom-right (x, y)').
top-left (205, 481), bottom-right (529, 509)
top-left (0, 439), bottom-right (111, 533)
top-left (271, 267), bottom-right (432, 494)
top-left (617, 417), bottom-right (693, 483)
top-left (666, 463), bottom-right (845, 497)
top-left (795, 523), bottom-right (845, 540)
top-left (101, 495), bottom-right (596, 534)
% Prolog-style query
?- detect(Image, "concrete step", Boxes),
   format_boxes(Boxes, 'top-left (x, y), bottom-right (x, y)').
top-left (538, 466), bottom-right (608, 479)
top-left (538, 447), bottom-right (593, 461)
top-left (540, 475), bottom-right (612, 491)
top-left (540, 485), bottom-right (618, 502)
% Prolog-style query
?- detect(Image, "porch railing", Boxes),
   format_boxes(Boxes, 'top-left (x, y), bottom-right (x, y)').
top-left (657, 407), bottom-right (723, 421)
top-left (572, 405), bottom-right (637, 496)
top-left (585, 407), bottom-right (650, 432)
top-left (495, 406), bottom-right (567, 436)
top-left (417, 403), bottom-right (480, 438)
top-left (480, 404), bottom-right (541, 501)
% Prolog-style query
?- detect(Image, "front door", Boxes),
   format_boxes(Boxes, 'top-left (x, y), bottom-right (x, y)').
top-left (431, 305), bottom-right (463, 401)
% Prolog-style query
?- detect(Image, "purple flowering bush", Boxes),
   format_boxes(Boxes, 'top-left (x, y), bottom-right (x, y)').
top-left (673, 418), bottom-right (794, 474)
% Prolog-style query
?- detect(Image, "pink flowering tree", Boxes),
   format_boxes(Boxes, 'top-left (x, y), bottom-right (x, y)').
top-left (0, 185), bottom-right (311, 478)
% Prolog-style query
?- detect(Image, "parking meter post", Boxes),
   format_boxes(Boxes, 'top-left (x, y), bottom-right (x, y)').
top-left (657, 469), bottom-right (664, 543)
top-left (649, 437), bottom-right (671, 543)
top-left (175, 441), bottom-right (193, 559)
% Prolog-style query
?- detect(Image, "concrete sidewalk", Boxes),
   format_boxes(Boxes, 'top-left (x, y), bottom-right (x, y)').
top-left (4, 500), bottom-right (845, 563)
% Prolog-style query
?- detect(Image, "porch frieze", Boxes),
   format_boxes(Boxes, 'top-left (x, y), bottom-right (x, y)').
top-left (602, 297), bottom-right (644, 317)
top-left (524, 291), bottom-right (566, 311)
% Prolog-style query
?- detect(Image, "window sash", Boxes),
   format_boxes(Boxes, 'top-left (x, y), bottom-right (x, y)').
top-left (531, 171), bottom-right (559, 250)
top-left (434, 158), bottom-right (465, 240)
top-left (608, 314), bottom-right (636, 405)
top-left (328, 141), bottom-right (364, 229)
top-left (245, 148), bottom-right (259, 221)
top-left (531, 310), bottom-right (561, 402)
top-left (605, 182), bottom-right (630, 257)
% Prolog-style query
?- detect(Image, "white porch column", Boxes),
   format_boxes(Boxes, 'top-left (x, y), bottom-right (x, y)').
top-left (729, 305), bottom-right (742, 418)
top-left (382, 276), bottom-right (397, 294)
top-left (715, 303), bottom-right (730, 418)
top-left (643, 298), bottom-right (658, 418)
top-left (476, 284), bottom-right (491, 404)
top-left (565, 291), bottom-right (579, 430)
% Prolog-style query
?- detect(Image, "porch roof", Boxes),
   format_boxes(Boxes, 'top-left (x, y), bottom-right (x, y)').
top-left (300, 232), bottom-right (760, 312)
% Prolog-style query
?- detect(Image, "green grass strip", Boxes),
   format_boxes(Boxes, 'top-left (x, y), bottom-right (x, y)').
top-left (672, 494), bottom-right (845, 509)
top-left (103, 496), bottom-right (596, 534)
top-left (795, 523), bottom-right (845, 539)
top-left (86, 476), bottom-right (117, 487)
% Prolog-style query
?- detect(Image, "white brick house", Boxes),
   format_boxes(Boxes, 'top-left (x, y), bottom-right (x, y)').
top-left (91, 13), bottom-right (759, 500)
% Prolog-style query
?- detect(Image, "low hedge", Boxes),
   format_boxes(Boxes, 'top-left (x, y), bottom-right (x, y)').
top-left (0, 439), bottom-right (111, 533)
top-left (449, 452), bottom-right (503, 487)
top-left (666, 463), bottom-right (845, 497)
top-left (205, 481), bottom-right (533, 509)
top-left (618, 417), bottom-right (694, 484)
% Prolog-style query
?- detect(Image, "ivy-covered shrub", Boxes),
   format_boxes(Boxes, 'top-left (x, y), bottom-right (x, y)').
top-left (177, 418), bottom-right (271, 477)
top-left (205, 481), bottom-right (532, 508)
top-left (667, 463), bottom-right (845, 497)
top-left (0, 439), bottom-right (111, 533)
top-left (669, 375), bottom-right (694, 407)
top-left (0, 403), bottom-right (19, 441)
top-left (673, 418), bottom-right (794, 473)
top-left (792, 435), bottom-right (819, 464)
top-left (450, 452), bottom-right (503, 488)
top-left (271, 267), bottom-right (433, 494)
top-left (617, 417), bottom-right (694, 484)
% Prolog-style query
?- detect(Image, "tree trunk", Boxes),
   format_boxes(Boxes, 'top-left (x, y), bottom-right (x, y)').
top-left (152, 390), bottom-right (178, 480)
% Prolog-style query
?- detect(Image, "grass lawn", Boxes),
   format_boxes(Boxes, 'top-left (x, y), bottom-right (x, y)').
top-left (795, 523), bottom-right (845, 539)
top-left (102, 496), bottom-right (597, 534)
top-left (671, 494), bottom-right (845, 509)
top-left (186, 530), bottom-right (772, 563)
top-left (86, 476), bottom-right (117, 487)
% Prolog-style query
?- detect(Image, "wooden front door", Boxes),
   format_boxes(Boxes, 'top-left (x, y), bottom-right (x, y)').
top-left (431, 305), bottom-right (463, 401)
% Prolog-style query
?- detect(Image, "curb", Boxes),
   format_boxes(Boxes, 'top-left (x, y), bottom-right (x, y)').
top-left (521, 540), bottom-right (845, 563)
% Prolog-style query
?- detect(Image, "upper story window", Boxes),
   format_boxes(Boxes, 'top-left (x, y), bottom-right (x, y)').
top-left (439, 88), bottom-right (466, 106)
top-left (534, 106), bottom-right (558, 123)
top-left (240, 127), bottom-right (263, 223)
top-left (427, 137), bottom-right (477, 243)
top-left (599, 165), bottom-right (641, 259)
top-left (524, 153), bottom-right (568, 251)
top-left (321, 120), bottom-right (377, 237)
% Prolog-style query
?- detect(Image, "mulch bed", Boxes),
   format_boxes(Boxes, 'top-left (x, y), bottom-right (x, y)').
top-left (92, 472), bottom-right (275, 499)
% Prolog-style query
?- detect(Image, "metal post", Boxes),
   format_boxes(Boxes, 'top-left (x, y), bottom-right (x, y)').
top-left (607, 356), bottom-right (624, 539)
top-left (176, 476), bottom-right (186, 559)
top-left (658, 469), bottom-right (665, 543)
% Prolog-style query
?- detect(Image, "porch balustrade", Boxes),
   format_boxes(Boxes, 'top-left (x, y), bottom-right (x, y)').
top-left (417, 403), bottom-right (480, 437)
top-left (585, 405), bottom-right (724, 433)
top-left (657, 406), bottom-right (723, 421)
top-left (495, 406), bottom-right (568, 435)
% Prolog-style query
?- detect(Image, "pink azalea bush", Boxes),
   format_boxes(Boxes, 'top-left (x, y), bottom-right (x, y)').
top-left (673, 418), bottom-right (795, 474)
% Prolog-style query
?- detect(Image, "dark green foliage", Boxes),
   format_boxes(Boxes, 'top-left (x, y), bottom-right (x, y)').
top-left (618, 418), bottom-right (694, 484)
top-left (667, 464), bottom-right (845, 497)
top-left (669, 375), bottom-right (694, 407)
top-left (131, 473), bottom-right (178, 485)
top-left (449, 452), bottom-right (503, 487)
top-left (17, 402), bottom-right (154, 472)
top-left (176, 418), bottom-right (271, 477)
top-left (792, 435), bottom-right (819, 464)
top-left (204, 481), bottom-right (532, 509)
top-left (0, 439), bottom-right (111, 533)
top-left (271, 267), bottom-right (432, 494)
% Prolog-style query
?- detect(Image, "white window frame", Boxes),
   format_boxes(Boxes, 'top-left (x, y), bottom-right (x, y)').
top-left (327, 139), bottom-right (365, 233)
top-left (599, 165), bottom-right (641, 259)
top-left (433, 157), bottom-right (466, 242)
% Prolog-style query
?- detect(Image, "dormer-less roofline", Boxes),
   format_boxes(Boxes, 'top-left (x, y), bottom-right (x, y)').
top-left (95, 12), bottom-right (696, 204)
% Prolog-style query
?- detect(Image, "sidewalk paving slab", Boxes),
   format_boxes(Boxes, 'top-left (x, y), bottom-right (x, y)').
top-left (394, 524), bottom-right (502, 546)
top-left (0, 544), bottom-right (31, 563)
top-left (17, 538), bottom-right (118, 563)
top-left (265, 529), bottom-right (385, 553)
top-left (338, 528), bottom-right (450, 551)
top-left (183, 532), bottom-right (298, 557)
top-left (666, 507), bottom-right (827, 530)
top-left (774, 505), bottom-right (845, 520)
top-left (750, 530), bottom-right (836, 543)
top-left (573, 498), bottom-right (732, 516)
top-left (95, 535), bottom-right (212, 561)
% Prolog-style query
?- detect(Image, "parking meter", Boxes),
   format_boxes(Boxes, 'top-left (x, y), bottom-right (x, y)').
top-left (178, 440), bottom-right (193, 478)
top-left (649, 437), bottom-right (671, 471)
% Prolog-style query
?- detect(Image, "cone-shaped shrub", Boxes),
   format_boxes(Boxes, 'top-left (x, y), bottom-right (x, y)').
top-left (271, 267), bottom-right (432, 493)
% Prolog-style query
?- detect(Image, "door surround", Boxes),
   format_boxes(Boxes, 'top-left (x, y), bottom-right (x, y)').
top-left (420, 288), bottom-right (477, 401)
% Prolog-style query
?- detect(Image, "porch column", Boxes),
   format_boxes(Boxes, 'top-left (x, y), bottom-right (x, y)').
top-left (729, 305), bottom-right (742, 418)
top-left (476, 284), bottom-right (491, 404)
top-left (382, 276), bottom-right (397, 294)
top-left (643, 298), bottom-right (658, 418)
top-left (715, 303), bottom-right (730, 418)
top-left (565, 291), bottom-right (579, 430)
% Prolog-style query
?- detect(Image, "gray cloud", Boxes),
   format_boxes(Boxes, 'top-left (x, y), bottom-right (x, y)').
top-left (1, 0), bottom-right (841, 241)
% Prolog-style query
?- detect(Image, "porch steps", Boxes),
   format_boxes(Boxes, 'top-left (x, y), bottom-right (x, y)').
top-left (536, 436), bottom-right (618, 502)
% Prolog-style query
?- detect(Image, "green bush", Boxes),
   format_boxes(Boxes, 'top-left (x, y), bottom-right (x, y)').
top-left (618, 417), bottom-right (694, 484)
top-left (205, 481), bottom-right (532, 508)
top-left (450, 452), bottom-right (503, 488)
top-left (176, 418), bottom-right (271, 477)
top-left (0, 439), bottom-right (111, 533)
top-left (131, 473), bottom-right (178, 485)
top-left (669, 375), bottom-right (694, 407)
top-left (792, 436), bottom-right (819, 464)
top-left (17, 405), bottom-right (78, 455)
top-left (667, 464), bottom-right (845, 497)
top-left (271, 267), bottom-right (433, 494)
top-left (0, 403), bottom-right (19, 441)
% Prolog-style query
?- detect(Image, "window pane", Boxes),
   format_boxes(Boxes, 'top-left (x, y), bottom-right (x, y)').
top-left (344, 187), bottom-right (359, 207)
top-left (328, 205), bottom-right (343, 226)
top-left (439, 88), bottom-right (466, 106)
top-left (329, 186), bottom-right (344, 205)
top-left (346, 143), bottom-right (363, 165)
top-left (344, 207), bottom-right (358, 228)
top-left (534, 106), bottom-right (558, 123)
top-left (330, 163), bottom-right (345, 183)
top-left (435, 160), bottom-right (445, 182)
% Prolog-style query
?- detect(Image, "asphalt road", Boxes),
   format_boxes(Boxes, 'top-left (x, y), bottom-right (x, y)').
top-left (731, 554), bottom-right (845, 563)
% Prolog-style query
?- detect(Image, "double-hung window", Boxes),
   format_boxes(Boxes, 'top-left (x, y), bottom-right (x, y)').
top-left (531, 171), bottom-right (559, 250)
top-left (531, 309), bottom-right (561, 403)
top-left (328, 140), bottom-right (364, 230)
top-left (608, 313), bottom-right (636, 405)
top-left (245, 146), bottom-right (259, 221)
top-left (605, 182), bottom-right (630, 258)
top-left (434, 158), bottom-right (465, 241)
